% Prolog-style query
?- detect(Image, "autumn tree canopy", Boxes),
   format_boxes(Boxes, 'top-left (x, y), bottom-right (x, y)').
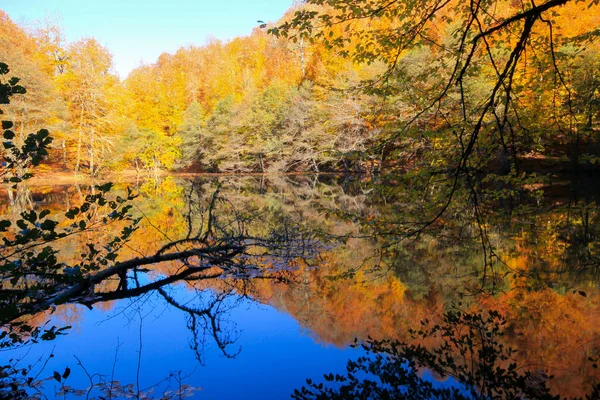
top-left (0, 1), bottom-right (597, 176)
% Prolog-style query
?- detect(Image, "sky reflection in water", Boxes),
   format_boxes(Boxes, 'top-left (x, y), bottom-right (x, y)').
top-left (9, 287), bottom-right (359, 399)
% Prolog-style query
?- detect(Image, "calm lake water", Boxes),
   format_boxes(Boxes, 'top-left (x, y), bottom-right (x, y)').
top-left (1, 174), bottom-right (599, 398)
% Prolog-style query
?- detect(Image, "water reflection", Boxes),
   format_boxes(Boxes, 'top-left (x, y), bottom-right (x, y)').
top-left (1, 174), bottom-right (599, 398)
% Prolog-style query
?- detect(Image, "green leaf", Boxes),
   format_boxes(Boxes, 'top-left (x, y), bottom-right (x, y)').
top-left (22, 210), bottom-right (37, 223)
top-left (37, 128), bottom-right (49, 138)
top-left (97, 182), bottom-right (113, 192)
top-left (40, 220), bottom-right (58, 231)
top-left (65, 207), bottom-right (80, 219)
top-left (0, 220), bottom-right (10, 231)
top-left (8, 77), bottom-right (20, 86)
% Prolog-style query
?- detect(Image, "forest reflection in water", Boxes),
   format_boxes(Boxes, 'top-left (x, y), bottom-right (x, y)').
top-left (1, 174), bottom-right (599, 399)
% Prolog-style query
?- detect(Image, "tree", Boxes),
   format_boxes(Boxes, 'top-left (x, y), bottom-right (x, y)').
top-left (175, 101), bottom-right (205, 169)
top-left (234, 82), bottom-right (291, 172)
top-left (131, 126), bottom-right (181, 177)
top-left (275, 82), bottom-right (333, 172)
top-left (57, 38), bottom-right (117, 174)
top-left (202, 95), bottom-right (236, 171)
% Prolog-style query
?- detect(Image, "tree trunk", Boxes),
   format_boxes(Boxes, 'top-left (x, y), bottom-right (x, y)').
top-left (89, 134), bottom-right (95, 175)
top-left (75, 101), bottom-right (85, 173)
top-left (310, 157), bottom-right (319, 173)
top-left (258, 153), bottom-right (264, 173)
top-left (62, 140), bottom-right (67, 170)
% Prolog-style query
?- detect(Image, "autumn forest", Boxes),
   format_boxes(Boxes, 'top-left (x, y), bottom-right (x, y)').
top-left (1, 0), bottom-right (600, 398)
top-left (2, 0), bottom-right (598, 177)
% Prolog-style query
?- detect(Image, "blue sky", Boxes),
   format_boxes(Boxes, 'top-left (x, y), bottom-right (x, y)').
top-left (2, 0), bottom-right (293, 78)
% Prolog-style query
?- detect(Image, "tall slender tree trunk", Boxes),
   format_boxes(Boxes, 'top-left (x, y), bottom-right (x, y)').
top-left (89, 92), bottom-right (98, 175)
top-left (75, 101), bottom-right (85, 173)
top-left (62, 140), bottom-right (67, 169)
top-left (89, 134), bottom-right (95, 175)
top-left (258, 153), bottom-right (264, 173)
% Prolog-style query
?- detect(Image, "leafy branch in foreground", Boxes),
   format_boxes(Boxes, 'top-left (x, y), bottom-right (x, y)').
top-left (0, 62), bottom-right (53, 185)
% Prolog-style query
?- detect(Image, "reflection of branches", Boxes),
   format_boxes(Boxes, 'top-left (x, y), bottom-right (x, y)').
top-left (293, 309), bottom-right (600, 399)
top-left (2, 242), bottom-right (245, 326)
top-left (53, 352), bottom-right (201, 400)
top-left (1, 180), bottom-right (323, 390)
top-left (2, 178), bottom-right (320, 322)
top-left (159, 287), bottom-right (243, 364)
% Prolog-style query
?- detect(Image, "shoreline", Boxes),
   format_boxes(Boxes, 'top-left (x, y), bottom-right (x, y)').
top-left (21, 169), bottom-right (352, 186)
top-left (15, 156), bottom-right (600, 187)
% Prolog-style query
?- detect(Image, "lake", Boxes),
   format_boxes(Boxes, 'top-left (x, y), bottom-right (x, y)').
top-left (1, 174), bottom-right (599, 399)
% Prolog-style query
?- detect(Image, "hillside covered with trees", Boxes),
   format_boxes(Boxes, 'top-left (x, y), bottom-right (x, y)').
top-left (1, 0), bottom-right (598, 176)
